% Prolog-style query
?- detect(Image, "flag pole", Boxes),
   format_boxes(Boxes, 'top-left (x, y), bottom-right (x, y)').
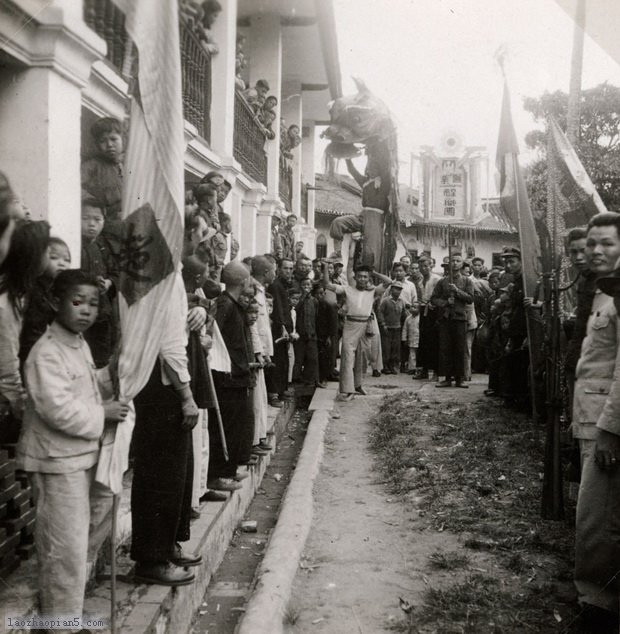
top-left (107, 36), bottom-right (135, 634)
top-left (513, 160), bottom-right (539, 422)
top-left (567, 0), bottom-right (586, 145)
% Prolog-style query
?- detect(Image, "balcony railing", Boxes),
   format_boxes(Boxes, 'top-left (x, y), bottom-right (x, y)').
top-left (179, 18), bottom-right (212, 143)
top-left (233, 92), bottom-right (268, 186)
top-left (84, 0), bottom-right (128, 71)
top-left (84, 2), bottom-right (212, 144)
top-left (279, 156), bottom-right (292, 211)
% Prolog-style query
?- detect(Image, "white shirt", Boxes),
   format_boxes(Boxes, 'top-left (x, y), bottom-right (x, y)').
top-left (334, 284), bottom-right (375, 319)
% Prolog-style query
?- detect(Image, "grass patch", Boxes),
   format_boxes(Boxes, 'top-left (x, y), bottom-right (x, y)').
top-left (370, 392), bottom-right (578, 633)
top-left (428, 550), bottom-right (471, 571)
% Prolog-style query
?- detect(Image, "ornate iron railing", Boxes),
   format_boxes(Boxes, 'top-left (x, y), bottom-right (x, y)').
top-left (83, 0), bottom-right (128, 71)
top-left (279, 156), bottom-right (292, 211)
top-left (84, 2), bottom-right (212, 144)
top-left (233, 92), bottom-right (268, 185)
top-left (179, 17), bottom-right (212, 143)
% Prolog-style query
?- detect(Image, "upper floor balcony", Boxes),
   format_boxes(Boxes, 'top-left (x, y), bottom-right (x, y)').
top-left (83, 0), bottom-right (212, 143)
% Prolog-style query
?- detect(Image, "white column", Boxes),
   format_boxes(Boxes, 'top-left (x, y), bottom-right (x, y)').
top-left (282, 81), bottom-right (302, 216)
top-left (301, 121), bottom-right (316, 227)
top-left (0, 1), bottom-right (105, 263)
top-left (209, 0), bottom-right (237, 157)
top-left (256, 208), bottom-right (276, 255)
top-left (239, 187), bottom-right (264, 257)
top-left (249, 13), bottom-right (282, 200)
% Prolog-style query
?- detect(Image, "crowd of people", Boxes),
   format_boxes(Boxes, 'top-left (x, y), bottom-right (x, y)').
top-left (0, 109), bottom-right (533, 621)
top-left (2, 112), bottom-right (620, 630)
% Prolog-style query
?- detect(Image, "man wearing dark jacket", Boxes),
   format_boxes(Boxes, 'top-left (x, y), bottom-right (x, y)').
top-left (267, 258), bottom-right (294, 405)
top-left (208, 262), bottom-right (256, 491)
top-left (431, 252), bottom-right (475, 388)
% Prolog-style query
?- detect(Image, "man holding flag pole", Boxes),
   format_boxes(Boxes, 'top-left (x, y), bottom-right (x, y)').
top-left (95, 0), bottom-right (204, 604)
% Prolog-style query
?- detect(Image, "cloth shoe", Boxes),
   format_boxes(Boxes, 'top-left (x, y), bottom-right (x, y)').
top-left (355, 386), bottom-right (368, 396)
top-left (171, 542), bottom-right (202, 567)
top-left (435, 380), bottom-right (452, 388)
top-left (200, 490), bottom-right (227, 502)
top-left (134, 561), bottom-right (195, 586)
top-left (208, 477), bottom-right (243, 491)
top-left (455, 378), bottom-right (469, 388)
top-left (372, 370), bottom-right (381, 378)
top-left (338, 392), bottom-right (354, 402)
top-left (258, 439), bottom-right (273, 450)
top-left (252, 445), bottom-right (269, 456)
top-left (268, 397), bottom-right (283, 408)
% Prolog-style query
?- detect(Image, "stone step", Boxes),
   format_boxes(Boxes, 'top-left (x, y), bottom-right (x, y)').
top-left (0, 400), bottom-right (296, 634)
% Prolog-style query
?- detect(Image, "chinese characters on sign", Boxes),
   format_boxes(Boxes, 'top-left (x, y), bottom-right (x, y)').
top-left (438, 159), bottom-right (465, 218)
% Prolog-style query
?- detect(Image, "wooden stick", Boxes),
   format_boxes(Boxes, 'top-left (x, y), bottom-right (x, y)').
top-left (110, 493), bottom-right (119, 634)
top-left (205, 358), bottom-right (229, 462)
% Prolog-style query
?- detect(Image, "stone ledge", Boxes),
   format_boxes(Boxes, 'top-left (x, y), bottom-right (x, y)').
top-left (0, 400), bottom-right (296, 634)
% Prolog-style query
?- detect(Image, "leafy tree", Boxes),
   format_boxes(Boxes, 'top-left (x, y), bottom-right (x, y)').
top-left (523, 82), bottom-right (620, 212)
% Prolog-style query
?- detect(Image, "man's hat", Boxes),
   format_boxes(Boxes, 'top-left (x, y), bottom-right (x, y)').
top-left (501, 246), bottom-right (521, 259)
top-left (597, 268), bottom-right (620, 296)
top-left (390, 281), bottom-right (404, 289)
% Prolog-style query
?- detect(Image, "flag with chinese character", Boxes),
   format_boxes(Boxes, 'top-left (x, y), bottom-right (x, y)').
top-left (97, 0), bottom-right (186, 493)
top-left (495, 80), bottom-right (541, 296)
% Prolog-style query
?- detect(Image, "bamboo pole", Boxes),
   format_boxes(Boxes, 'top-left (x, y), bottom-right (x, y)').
top-left (567, 0), bottom-right (586, 145)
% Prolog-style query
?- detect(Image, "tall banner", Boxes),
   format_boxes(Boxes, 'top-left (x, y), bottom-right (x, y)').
top-left (495, 80), bottom-right (541, 295)
top-left (97, 0), bottom-right (187, 493)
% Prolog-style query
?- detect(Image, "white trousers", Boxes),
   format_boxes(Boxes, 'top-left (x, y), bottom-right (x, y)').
top-left (191, 409), bottom-right (209, 506)
top-left (31, 467), bottom-right (113, 627)
top-left (253, 368), bottom-right (268, 444)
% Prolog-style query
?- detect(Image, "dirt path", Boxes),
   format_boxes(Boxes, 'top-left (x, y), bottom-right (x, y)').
top-left (286, 373), bottom-right (578, 634)
top-left (285, 374), bottom-right (482, 633)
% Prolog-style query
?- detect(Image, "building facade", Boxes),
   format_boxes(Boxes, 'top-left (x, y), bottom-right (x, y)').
top-left (0, 0), bottom-right (341, 263)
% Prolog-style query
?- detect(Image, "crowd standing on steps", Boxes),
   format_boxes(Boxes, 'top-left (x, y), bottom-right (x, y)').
top-left (3, 114), bottom-right (620, 631)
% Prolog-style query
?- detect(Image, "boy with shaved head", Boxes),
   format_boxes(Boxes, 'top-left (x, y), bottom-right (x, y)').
top-left (207, 261), bottom-right (256, 491)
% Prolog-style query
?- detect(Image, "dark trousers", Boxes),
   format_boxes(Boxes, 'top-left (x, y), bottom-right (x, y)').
top-left (208, 380), bottom-right (254, 479)
top-left (381, 327), bottom-right (401, 371)
top-left (418, 311), bottom-right (438, 371)
top-left (270, 339), bottom-right (289, 396)
top-left (131, 363), bottom-right (193, 563)
top-left (437, 319), bottom-right (467, 380)
top-left (317, 339), bottom-right (332, 382)
top-left (293, 337), bottom-right (319, 384)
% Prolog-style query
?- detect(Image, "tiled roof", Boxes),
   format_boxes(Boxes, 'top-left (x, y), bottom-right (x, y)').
top-left (313, 174), bottom-right (516, 235)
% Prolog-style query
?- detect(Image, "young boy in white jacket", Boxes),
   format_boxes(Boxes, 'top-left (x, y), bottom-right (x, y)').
top-left (17, 269), bottom-right (128, 625)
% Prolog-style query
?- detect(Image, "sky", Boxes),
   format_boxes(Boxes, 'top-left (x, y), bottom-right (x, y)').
top-left (318, 0), bottom-right (620, 189)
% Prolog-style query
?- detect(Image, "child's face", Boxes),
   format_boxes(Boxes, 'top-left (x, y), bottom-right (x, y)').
top-left (390, 287), bottom-right (403, 300)
top-left (314, 286), bottom-right (325, 301)
top-left (289, 294), bottom-right (300, 308)
top-left (45, 243), bottom-right (71, 278)
top-left (266, 299), bottom-right (273, 315)
top-left (246, 308), bottom-right (259, 325)
top-left (300, 279), bottom-right (312, 295)
top-left (264, 97), bottom-right (277, 110)
top-left (98, 131), bottom-right (123, 162)
top-left (81, 206), bottom-right (105, 241)
top-left (56, 284), bottom-right (99, 334)
top-left (238, 292), bottom-right (255, 309)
